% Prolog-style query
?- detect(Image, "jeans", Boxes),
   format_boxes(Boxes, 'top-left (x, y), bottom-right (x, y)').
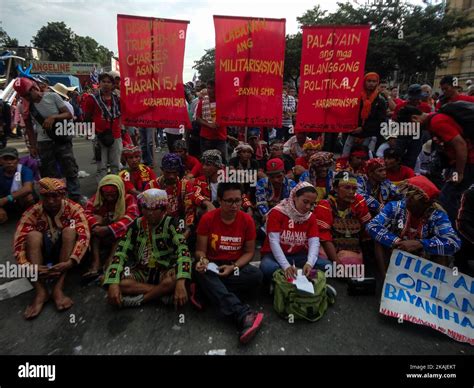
top-left (37, 140), bottom-right (81, 199)
top-left (260, 252), bottom-right (332, 282)
top-left (396, 136), bottom-right (422, 169)
top-left (194, 263), bottom-right (262, 324)
top-left (140, 128), bottom-right (154, 166)
top-left (97, 138), bottom-right (122, 181)
top-left (200, 138), bottom-right (228, 164)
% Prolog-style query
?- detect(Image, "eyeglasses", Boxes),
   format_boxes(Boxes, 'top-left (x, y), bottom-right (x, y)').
top-left (221, 198), bottom-right (243, 206)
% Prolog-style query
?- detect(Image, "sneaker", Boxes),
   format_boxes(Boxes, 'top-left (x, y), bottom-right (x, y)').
top-left (326, 284), bottom-right (337, 300)
top-left (189, 282), bottom-right (203, 310)
top-left (122, 294), bottom-right (144, 307)
top-left (239, 311), bottom-right (264, 344)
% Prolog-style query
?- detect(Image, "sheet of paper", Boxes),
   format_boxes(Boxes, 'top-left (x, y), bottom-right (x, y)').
top-left (0, 278), bottom-right (33, 301)
top-left (207, 262), bottom-right (220, 274)
top-left (294, 274), bottom-right (314, 294)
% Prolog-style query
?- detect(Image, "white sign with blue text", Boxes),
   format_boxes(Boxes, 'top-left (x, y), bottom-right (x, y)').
top-left (380, 250), bottom-right (473, 345)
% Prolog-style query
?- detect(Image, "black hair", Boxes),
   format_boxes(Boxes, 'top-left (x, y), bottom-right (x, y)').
top-left (295, 186), bottom-right (317, 197)
top-left (217, 182), bottom-right (243, 199)
top-left (440, 75), bottom-right (454, 87)
top-left (396, 106), bottom-right (423, 123)
top-left (349, 144), bottom-right (369, 155)
top-left (333, 171), bottom-right (357, 186)
top-left (390, 86), bottom-right (398, 91)
top-left (206, 80), bottom-right (215, 88)
top-left (99, 73), bottom-right (114, 83)
top-left (384, 147), bottom-right (402, 161)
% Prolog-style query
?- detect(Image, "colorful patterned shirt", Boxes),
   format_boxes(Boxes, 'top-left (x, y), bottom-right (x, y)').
top-left (13, 199), bottom-right (91, 265)
top-left (256, 177), bottom-right (296, 216)
top-left (357, 176), bottom-right (401, 215)
top-left (119, 164), bottom-right (157, 195)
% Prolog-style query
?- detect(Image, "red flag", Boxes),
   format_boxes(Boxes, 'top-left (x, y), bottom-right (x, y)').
top-left (214, 16), bottom-right (285, 127)
top-left (295, 25), bottom-right (370, 133)
top-left (117, 14), bottom-right (191, 129)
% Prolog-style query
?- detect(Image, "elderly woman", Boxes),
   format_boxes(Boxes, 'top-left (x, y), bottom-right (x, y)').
top-left (314, 172), bottom-right (372, 267)
top-left (260, 182), bottom-right (330, 281)
top-left (299, 151), bottom-right (335, 204)
top-left (366, 175), bottom-right (461, 278)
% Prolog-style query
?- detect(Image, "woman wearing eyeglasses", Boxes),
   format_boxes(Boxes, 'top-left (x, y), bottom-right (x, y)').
top-left (194, 182), bottom-right (264, 344)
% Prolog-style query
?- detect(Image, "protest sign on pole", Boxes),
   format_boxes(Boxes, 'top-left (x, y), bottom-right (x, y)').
top-left (380, 250), bottom-right (474, 346)
top-left (295, 25), bottom-right (370, 133)
top-left (117, 14), bottom-right (191, 129)
top-left (214, 15), bottom-right (285, 127)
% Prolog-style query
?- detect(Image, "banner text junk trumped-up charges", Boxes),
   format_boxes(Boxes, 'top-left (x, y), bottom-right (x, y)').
top-left (117, 14), bottom-right (191, 129)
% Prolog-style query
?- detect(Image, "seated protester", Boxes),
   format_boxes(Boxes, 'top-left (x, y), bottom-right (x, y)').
top-left (174, 139), bottom-right (202, 179)
top-left (13, 178), bottom-right (90, 319)
top-left (299, 152), bottom-right (335, 203)
top-left (119, 145), bottom-right (157, 197)
top-left (366, 176), bottom-right (461, 279)
top-left (268, 139), bottom-right (294, 177)
top-left (357, 158), bottom-right (400, 217)
top-left (83, 175), bottom-right (139, 281)
top-left (256, 158), bottom-right (297, 224)
top-left (456, 184), bottom-right (474, 275)
top-left (260, 182), bottom-right (328, 282)
top-left (186, 150), bottom-right (253, 226)
top-left (104, 189), bottom-right (192, 308)
top-left (247, 127), bottom-right (269, 170)
top-left (194, 182), bottom-right (264, 344)
top-left (314, 172), bottom-right (371, 267)
top-left (0, 147), bottom-right (35, 224)
top-left (283, 132), bottom-right (310, 160)
top-left (384, 148), bottom-right (415, 185)
top-left (376, 134), bottom-right (398, 158)
top-left (335, 144), bottom-right (369, 176)
top-left (229, 143), bottom-right (260, 171)
top-left (229, 142), bottom-right (260, 201)
top-left (294, 139), bottom-right (322, 172)
top-left (145, 153), bottom-right (189, 223)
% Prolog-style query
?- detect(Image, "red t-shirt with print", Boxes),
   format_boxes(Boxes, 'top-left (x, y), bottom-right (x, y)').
top-left (260, 209), bottom-right (319, 255)
top-left (197, 209), bottom-right (256, 261)
top-left (386, 165), bottom-right (415, 184)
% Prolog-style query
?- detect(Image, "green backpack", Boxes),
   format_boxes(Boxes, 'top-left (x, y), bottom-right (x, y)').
top-left (273, 269), bottom-right (335, 322)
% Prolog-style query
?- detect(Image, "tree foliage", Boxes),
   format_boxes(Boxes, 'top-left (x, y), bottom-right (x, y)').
top-left (0, 27), bottom-right (19, 48)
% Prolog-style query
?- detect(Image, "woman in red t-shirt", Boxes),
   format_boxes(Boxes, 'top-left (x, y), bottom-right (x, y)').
top-left (260, 181), bottom-right (328, 282)
top-left (194, 182), bottom-right (263, 344)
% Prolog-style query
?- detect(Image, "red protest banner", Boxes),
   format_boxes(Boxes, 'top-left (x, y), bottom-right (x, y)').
top-left (214, 15), bottom-right (285, 127)
top-left (295, 25), bottom-right (370, 133)
top-left (117, 14), bottom-right (191, 129)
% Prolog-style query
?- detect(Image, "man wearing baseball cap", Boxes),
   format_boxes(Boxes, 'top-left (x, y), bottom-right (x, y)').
top-left (0, 147), bottom-right (35, 224)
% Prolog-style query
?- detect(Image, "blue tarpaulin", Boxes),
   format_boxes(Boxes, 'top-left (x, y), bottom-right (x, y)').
top-left (41, 74), bottom-right (82, 92)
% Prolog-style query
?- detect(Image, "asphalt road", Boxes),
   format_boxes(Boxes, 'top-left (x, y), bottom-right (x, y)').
top-left (0, 137), bottom-right (472, 356)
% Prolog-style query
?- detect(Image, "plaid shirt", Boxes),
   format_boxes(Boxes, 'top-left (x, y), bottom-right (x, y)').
top-left (366, 199), bottom-right (461, 256)
top-left (357, 176), bottom-right (401, 215)
top-left (13, 199), bottom-right (90, 265)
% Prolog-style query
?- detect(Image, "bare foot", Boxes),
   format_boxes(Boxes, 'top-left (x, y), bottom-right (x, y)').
top-left (24, 289), bottom-right (49, 320)
top-left (52, 289), bottom-right (74, 311)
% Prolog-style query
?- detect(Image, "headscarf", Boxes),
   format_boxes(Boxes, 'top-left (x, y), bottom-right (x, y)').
top-left (38, 178), bottom-right (66, 195)
top-left (360, 72), bottom-right (380, 124)
top-left (161, 153), bottom-right (184, 172)
top-left (303, 139), bottom-right (322, 151)
top-left (137, 189), bottom-right (168, 209)
top-left (398, 175), bottom-right (440, 202)
top-left (122, 145), bottom-right (141, 158)
top-left (93, 174), bottom-right (126, 222)
top-left (271, 182), bottom-right (315, 224)
top-left (366, 158), bottom-right (385, 174)
top-left (309, 151), bottom-right (334, 167)
top-left (201, 149), bottom-right (223, 168)
top-left (174, 140), bottom-right (187, 151)
top-left (234, 143), bottom-right (254, 154)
